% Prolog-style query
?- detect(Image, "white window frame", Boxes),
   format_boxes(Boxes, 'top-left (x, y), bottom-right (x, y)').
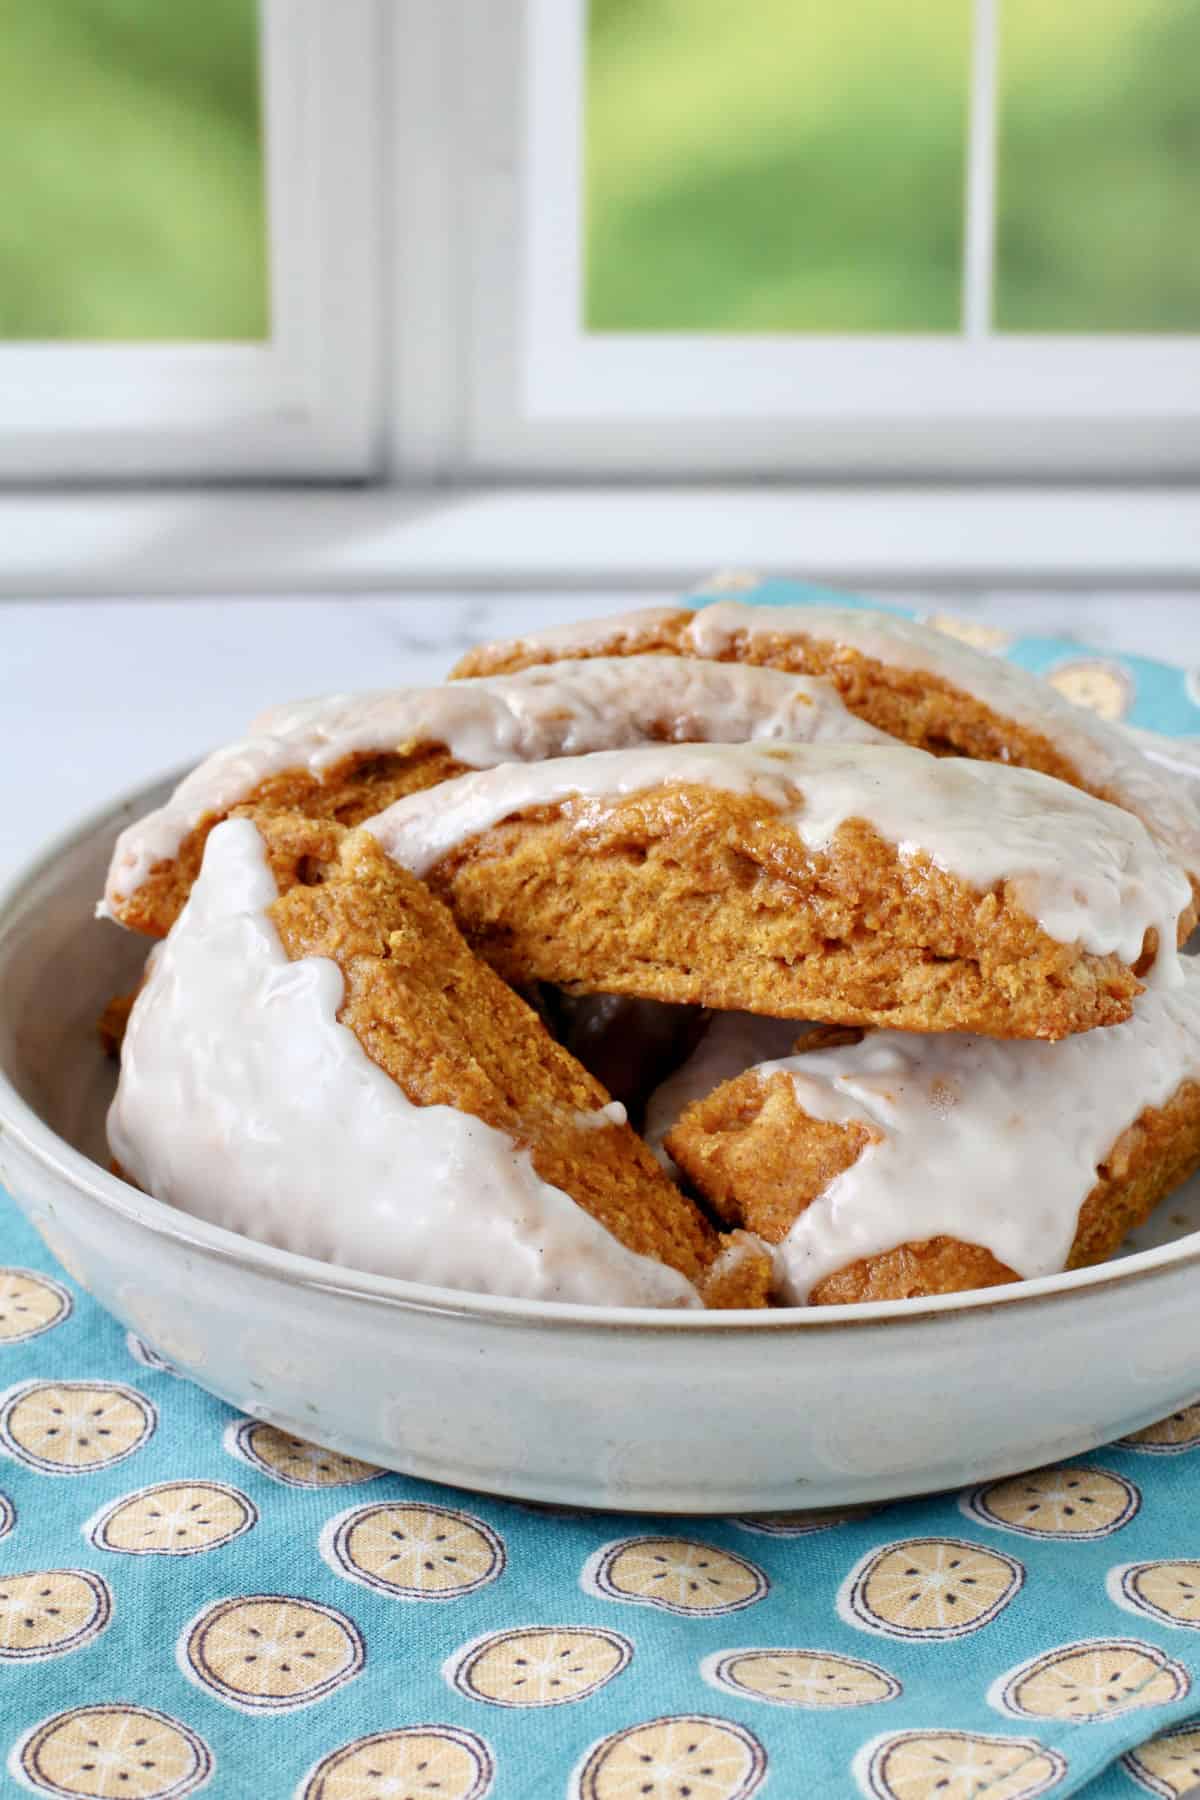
top-left (0, 0), bottom-right (380, 482)
top-left (455, 0), bottom-right (1200, 479)
top-left (0, 0), bottom-right (1198, 593)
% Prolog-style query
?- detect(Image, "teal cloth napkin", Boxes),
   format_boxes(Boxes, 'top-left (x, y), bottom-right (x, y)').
top-left (2, 581), bottom-right (1199, 1800)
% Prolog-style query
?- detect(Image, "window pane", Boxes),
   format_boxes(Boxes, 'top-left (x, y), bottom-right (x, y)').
top-left (584, 0), bottom-right (970, 334)
top-left (996, 0), bottom-right (1200, 333)
top-left (1, 1), bottom-right (267, 340)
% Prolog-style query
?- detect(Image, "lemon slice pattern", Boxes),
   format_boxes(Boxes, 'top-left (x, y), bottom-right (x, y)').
top-left (1109, 1560), bottom-right (1200, 1630)
top-left (962, 1466), bottom-right (1140, 1540)
top-left (0, 1381), bottom-right (156, 1477)
top-left (839, 1537), bottom-right (1024, 1641)
top-left (223, 1418), bottom-right (383, 1489)
top-left (447, 1625), bottom-right (633, 1708)
top-left (0, 1269), bottom-right (72, 1343)
top-left (124, 1335), bottom-right (178, 1379)
top-left (702, 1647), bottom-right (900, 1710)
top-left (1046, 658), bottom-right (1134, 720)
top-left (582, 1537), bottom-right (768, 1618)
top-left (853, 1729), bottom-right (1068, 1800)
top-left (1122, 1723), bottom-right (1200, 1798)
top-left (322, 1501), bottom-right (505, 1602)
top-left (178, 1593), bottom-right (365, 1714)
top-left (0, 1568), bottom-right (112, 1662)
top-left (0, 1489), bottom-right (14, 1541)
top-left (299, 1726), bottom-right (495, 1800)
top-left (9, 1703), bottom-right (213, 1800)
top-left (570, 1715), bottom-right (767, 1800)
top-left (1119, 1403), bottom-right (1200, 1455)
top-left (729, 1506), bottom-right (878, 1538)
top-left (85, 1481), bottom-right (257, 1557)
top-left (990, 1638), bottom-right (1191, 1721)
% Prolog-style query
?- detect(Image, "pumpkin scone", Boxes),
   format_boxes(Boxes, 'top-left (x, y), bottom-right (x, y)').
top-left (101, 656), bottom-right (885, 937)
top-left (653, 973), bottom-right (1200, 1305)
top-left (107, 812), bottom-right (770, 1310)
top-left (450, 600), bottom-right (1200, 917)
top-left (366, 741), bottom-right (1189, 1041)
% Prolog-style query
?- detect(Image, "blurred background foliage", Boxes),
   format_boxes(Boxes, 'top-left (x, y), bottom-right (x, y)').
top-left (2, 1), bottom-right (1194, 343)
top-left (0, 0), bottom-right (266, 340)
top-left (586, 0), bottom-right (1200, 334)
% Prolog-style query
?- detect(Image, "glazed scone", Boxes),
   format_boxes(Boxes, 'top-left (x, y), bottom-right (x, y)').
top-left (654, 982), bottom-right (1200, 1304)
top-left (101, 656), bottom-right (886, 937)
top-left (366, 741), bottom-right (1190, 1041)
top-left (107, 811), bottom-right (771, 1310)
top-left (450, 600), bottom-right (1200, 918)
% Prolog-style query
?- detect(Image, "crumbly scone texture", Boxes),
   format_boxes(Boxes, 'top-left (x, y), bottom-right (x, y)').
top-left (422, 788), bottom-right (1144, 1040)
top-left (246, 810), bottom-right (768, 1309)
top-left (664, 1049), bottom-right (1200, 1305)
top-left (114, 745), bottom-right (470, 939)
top-left (451, 611), bottom-right (1200, 930)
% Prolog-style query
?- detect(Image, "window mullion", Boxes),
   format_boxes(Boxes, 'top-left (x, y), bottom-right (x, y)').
top-left (963, 0), bottom-right (1000, 341)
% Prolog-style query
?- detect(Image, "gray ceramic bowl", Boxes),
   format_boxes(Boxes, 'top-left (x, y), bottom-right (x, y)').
top-left (0, 772), bottom-right (1198, 1513)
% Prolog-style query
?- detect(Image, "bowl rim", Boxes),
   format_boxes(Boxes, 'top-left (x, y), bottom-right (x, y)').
top-left (3, 765), bottom-right (1199, 1337)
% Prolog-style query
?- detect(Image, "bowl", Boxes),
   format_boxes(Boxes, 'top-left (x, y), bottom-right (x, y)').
top-left (0, 770), bottom-right (1198, 1514)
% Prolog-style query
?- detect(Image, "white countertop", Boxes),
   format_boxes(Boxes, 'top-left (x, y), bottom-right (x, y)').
top-left (6, 586), bottom-right (1200, 881)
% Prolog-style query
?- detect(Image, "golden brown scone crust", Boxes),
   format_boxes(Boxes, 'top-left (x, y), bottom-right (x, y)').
top-left (117, 746), bottom-right (470, 939)
top-left (245, 810), bottom-right (768, 1310)
top-left (422, 787), bottom-right (1143, 1040)
top-left (451, 612), bottom-right (1200, 934)
top-left (665, 1059), bottom-right (1200, 1305)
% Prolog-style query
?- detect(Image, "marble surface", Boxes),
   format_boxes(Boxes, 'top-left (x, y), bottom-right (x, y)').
top-left (6, 586), bottom-right (1200, 881)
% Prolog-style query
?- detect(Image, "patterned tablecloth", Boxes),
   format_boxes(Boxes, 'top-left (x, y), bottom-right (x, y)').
top-left (2, 581), bottom-right (1199, 1800)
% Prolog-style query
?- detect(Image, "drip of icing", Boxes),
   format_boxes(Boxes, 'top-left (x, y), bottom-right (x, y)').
top-left (107, 818), bottom-right (701, 1309)
top-left (366, 740), bottom-right (1189, 977)
top-left (649, 978), bottom-right (1200, 1304)
top-left (473, 602), bottom-right (1200, 875)
top-left (101, 656), bottom-right (885, 915)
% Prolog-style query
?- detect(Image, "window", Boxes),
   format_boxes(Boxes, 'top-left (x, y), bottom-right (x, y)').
top-left (2, 0), bottom-right (1197, 490)
top-left (462, 0), bottom-right (1200, 476)
top-left (0, 0), bottom-right (378, 480)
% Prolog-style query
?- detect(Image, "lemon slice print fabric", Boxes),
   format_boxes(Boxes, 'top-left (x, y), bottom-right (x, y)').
top-left (178, 1593), bottom-right (365, 1714)
top-left (729, 1506), bottom-right (878, 1538)
top-left (223, 1418), bottom-right (383, 1488)
top-left (1119, 1403), bottom-right (1200, 1455)
top-left (702, 1647), bottom-right (900, 1710)
top-left (1122, 1723), bottom-right (1200, 1799)
top-left (990, 1638), bottom-right (1190, 1721)
top-left (0, 1490), bottom-right (14, 1542)
top-left (838, 1537), bottom-right (1024, 1641)
top-left (9, 1703), bottom-right (213, 1800)
top-left (0, 1381), bottom-right (156, 1476)
top-left (124, 1334), bottom-right (178, 1378)
top-left (570, 1715), bottom-right (767, 1800)
top-left (299, 1726), bottom-right (495, 1800)
top-left (85, 1481), bottom-right (257, 1557)
top-left (0, 1569), bottom-right (112, 1663)
top-left (1109, 1560), bottom-right (1200, 1629)
top-left (853, 1729), bottom-right (1068, 1800)
top-left (0, 1269), bottom-right (72, 1343)
top-left (1046, 658), bottom-right (1134, 720)
top-left (961, 1466), bottom-right (1140, 1540)
top-left (446, 1625), bottom-right (633, 1708)
top-left (582, 1537), bottom-right (768, 1617)
top-left (321, 1501), bottom-right (505, 1602)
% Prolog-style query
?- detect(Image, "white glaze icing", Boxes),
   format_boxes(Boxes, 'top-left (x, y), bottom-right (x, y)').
top-left (480, 602), bottom-right (1200, 876)
top-left (107, 818), bottom-right (701, 1309)
top-left (101, 656), bottom-right (885, 917)
top-left (367, 740), bottom-right (1189, 976)
top-left (649, 973), bottom-right (1200, 1303)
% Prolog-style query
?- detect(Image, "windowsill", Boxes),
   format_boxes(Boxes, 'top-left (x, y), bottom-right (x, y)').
top-left (0, 483), bottom-right (1198, 598)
